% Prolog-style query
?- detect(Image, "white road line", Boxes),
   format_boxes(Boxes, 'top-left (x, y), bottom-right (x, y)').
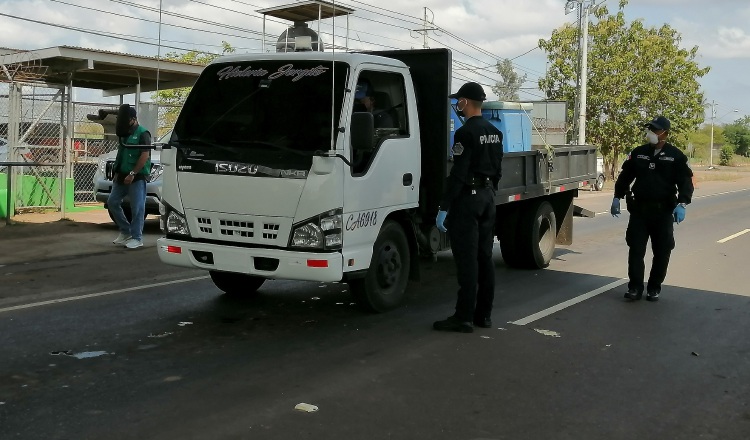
top-left (510, 278), bottom-right (628, 326)
top-left (717, 229), bottom-right (750, 244)
top-left (694, 188), bottom-right (750, 199)
top-left (0, 276), bottom-right (210, 314)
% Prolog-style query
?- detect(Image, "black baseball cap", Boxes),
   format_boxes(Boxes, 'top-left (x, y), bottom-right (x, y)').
top-left (644, 116), bottom-right (670, 131)
top-left (449, 82), bottom-right (486, 101)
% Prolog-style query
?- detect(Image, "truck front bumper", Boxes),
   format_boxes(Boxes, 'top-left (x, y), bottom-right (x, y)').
top-left (157, 237), bottom-right (343, 282)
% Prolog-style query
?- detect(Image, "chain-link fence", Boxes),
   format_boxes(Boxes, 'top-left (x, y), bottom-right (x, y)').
top-left (1, 80), bottom-right (180, 216)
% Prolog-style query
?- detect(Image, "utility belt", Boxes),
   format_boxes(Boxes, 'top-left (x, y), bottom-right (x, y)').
top-left (466, 175), bottom-right (493, 190)
top-left (626, 193), bottom-right (674, 214)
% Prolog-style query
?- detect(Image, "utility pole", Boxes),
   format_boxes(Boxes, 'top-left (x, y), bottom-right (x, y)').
top-left (709, 101), bottom-right (739, 168)
top-left (412, 7), bottom-right (438, 49)
top-left (709, 99), bottom-right (716, 168)
top-left (566, 0), bottom-right (604, 145)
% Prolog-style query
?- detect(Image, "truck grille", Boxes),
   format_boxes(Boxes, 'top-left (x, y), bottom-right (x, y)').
top-left (188, 211), bottom-right (287, 246)
top-left (220, 219), bottom-right (254, 238)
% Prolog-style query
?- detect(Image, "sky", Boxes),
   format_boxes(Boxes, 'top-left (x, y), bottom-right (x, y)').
top-left (1, 0), bottom-right (749, 124)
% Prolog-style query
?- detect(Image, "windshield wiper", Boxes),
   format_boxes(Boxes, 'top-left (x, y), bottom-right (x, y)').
top-left (179, 137), bottom-right (239, 155)
top-left (229, 139), bottom-right (314, 157)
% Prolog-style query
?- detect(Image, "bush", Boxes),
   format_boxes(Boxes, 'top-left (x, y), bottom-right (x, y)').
top-left (719, 145), bottom-right (734, 166)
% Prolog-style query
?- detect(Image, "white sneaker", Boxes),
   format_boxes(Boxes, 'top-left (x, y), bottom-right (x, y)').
top-left (113, 233), bottom-right (132, 245)
top-left (124, 238), bottom-right (143, 249)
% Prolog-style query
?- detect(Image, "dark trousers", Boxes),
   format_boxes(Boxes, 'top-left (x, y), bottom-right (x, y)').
top-left (625, 210), bottom-right (675, 293)
top-left (447, 187), bottom-right (496, 322)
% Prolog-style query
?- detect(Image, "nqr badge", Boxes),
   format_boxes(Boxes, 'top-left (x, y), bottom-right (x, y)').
top-left (452, 142), bottom-right (464, 156)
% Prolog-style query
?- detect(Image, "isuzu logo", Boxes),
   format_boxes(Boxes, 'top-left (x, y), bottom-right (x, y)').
top-left (215, 163), bottom-right (259, 175)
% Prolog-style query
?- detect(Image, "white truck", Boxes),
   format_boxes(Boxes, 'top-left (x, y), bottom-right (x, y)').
top-left (156, 48), bottom-right (597, 312)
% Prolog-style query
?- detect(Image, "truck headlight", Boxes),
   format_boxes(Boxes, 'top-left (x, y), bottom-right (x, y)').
top-left (290, 209), bottom-right (342, 250)
top-left (166, 209), bottom-right (190, 235)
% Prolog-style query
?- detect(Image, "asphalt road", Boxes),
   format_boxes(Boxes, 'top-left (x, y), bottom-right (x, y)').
top-left (1, 181), bottom-right (749, 440)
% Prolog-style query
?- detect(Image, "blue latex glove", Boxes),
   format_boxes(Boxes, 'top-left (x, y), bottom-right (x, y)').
top-left (610, 198), bottom-right (620, 217)
top-left (436, 210), bottom-right (448, 232)
top-left (673, 204), bottom-right (686, 223)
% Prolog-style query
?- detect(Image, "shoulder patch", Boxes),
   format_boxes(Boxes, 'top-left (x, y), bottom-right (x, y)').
top-left (452, 142), bottom-right (464, 156)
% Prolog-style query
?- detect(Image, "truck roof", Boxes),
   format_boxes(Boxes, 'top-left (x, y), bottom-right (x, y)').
top-left (208, 51), bottom-right (408, 69)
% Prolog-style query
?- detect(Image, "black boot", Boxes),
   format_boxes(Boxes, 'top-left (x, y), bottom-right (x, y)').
top-left (433, 316), bottom-right (474, 333)
top-left (624, 289), bottom-right (643, 300)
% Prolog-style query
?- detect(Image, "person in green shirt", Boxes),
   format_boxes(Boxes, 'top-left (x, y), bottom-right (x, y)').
top-left (109, 106), bottom-right (151, 249)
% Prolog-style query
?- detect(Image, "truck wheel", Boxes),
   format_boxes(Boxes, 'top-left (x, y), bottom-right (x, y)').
top-left (498, 208), bottom-right (522, 268)
top-left (594, 174), bottom-right (605, 191)
top-left (209, 271), bottom-right (265, 296)
top-left (349, 220), bottom-right (410, 312)
top-left (519, 201), bottom-right (557, 269)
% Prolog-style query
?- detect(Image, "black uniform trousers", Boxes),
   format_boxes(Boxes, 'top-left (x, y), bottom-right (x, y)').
top-left (447, 186), bottom-right (496, 322)
top-left (625, 207), bottom-right (675, 294)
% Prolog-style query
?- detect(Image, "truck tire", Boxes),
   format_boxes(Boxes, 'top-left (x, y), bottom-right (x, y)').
top-left (498, 208), bottom-right (523, 268)
top-left (349, 220), bottom-right (410, 312)
top-left (594, 174), bottom-right (605, 191)
top-left (209, 270), bottom-right (265, 297)
top-left (518, 201), bottom-right (557, 269)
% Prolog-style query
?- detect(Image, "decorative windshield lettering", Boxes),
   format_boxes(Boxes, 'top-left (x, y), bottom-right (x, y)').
top-left (268, 64), bottom-right (329, 82)
top-left (216, 66), bottom-right (269, 80)
top-left (345, 211), bottom-right (378, 231)
top-left (216, 64), bottom-right (329, 82)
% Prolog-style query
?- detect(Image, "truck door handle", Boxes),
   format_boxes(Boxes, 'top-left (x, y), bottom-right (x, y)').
top-left (403, 173), bottom-right (412, 186)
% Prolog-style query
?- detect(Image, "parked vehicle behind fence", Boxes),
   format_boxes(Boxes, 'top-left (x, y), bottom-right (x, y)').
top-left (92, 130), bottom-right (169, 222)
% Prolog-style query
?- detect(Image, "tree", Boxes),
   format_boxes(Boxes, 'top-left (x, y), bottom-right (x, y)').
top-left (537, 0), bottom-right (710, 179)
top-left (492, 58), bottom-right (527, 101)
top-left (723, 116), bottom-right (750, 156)
top-left (151, 42), bottom-right (235, 136)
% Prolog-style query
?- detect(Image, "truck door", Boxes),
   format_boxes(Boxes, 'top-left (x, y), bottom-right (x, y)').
top-left (343, 69), bottom-right (418, 237)
top-left (345, 70), bottom-right (418, 208)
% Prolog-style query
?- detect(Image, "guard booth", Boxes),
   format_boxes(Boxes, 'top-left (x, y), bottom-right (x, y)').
top-left (0, 46), bottom-right (203, 220)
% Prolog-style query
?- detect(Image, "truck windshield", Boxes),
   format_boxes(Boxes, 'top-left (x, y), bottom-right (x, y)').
top-left (174, 60), bottom-right (349, 166)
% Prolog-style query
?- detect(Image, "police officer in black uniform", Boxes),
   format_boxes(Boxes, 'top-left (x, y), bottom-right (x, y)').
top-left (433, 82), bottom-right (503, 333)
top-left (611, 116), bottom-right (694, 302)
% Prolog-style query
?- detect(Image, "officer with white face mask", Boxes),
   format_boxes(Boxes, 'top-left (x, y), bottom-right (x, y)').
top-left (610, 116), bottom-right (694, 302)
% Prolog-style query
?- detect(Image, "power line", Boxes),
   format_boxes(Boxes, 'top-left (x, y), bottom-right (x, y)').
top-left (0, 12), bottom-right (212, 54)
top-left (49, 0), bottom-right (264, 49)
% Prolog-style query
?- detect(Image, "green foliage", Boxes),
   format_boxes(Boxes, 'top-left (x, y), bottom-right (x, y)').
top-left (492, 59), bottom-right (527, 101)
top-left (723, 116), bottom-right (750, 156)
top-left (719, 145), bottom-right (734, 166)
top-left (537, 0), bottom-right (709, 177)
top-left (151, 42), bottom-right (236, 132)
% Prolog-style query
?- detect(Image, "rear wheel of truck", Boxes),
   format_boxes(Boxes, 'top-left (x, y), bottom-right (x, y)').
top-left (349, 220), bottom-right (410, 313)
top-left (518, 201), bottom-right (557, 269)
top-left (209, 271), bottom-right (265, 297)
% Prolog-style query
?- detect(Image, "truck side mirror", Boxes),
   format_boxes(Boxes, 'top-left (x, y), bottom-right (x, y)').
top-left (351, 112), bottom-right (375, 153)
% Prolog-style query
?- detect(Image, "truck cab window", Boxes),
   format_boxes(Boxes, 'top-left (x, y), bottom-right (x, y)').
top-left (350, 71), bottom-right (408, 175)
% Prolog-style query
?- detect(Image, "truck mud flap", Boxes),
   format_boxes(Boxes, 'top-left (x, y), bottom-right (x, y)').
top-left (573, 204), bottom-right (596, 218)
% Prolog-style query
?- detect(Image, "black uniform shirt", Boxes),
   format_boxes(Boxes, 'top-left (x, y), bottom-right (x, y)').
top-left (614, 142), bottom-right (694, 205)
top-left (440, 116), bottom-right (503, 209)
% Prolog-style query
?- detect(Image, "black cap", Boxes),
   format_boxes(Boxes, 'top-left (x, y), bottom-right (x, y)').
top-left (644, 116), bottom-right (670, 131)
top-left (449, 82), bottom-right (486, 101)
top-left (127, 106), bottom-right (137, 118)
